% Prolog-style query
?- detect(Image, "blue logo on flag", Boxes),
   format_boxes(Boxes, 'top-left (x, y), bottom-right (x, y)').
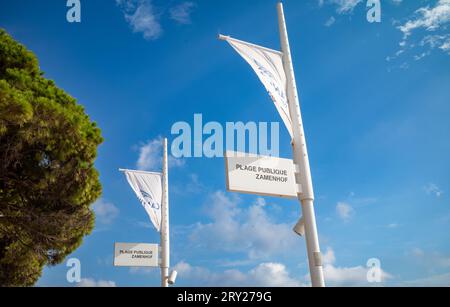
top-left (140, 190), bottom-right (160, 210)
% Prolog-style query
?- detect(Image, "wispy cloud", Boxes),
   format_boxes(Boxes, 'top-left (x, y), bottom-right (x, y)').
top-left (117, 0), bottom-right (197, 40)
top-left (389, 0), bottom-right (450, 62)
top-left (336, 202), bottom-right (355, 222)
top-left (420, 34), bottom-right (450, 55)
top-left (170, 2), bottom-right (196, 24)
top-left (173, 261), bottom-right (303, 287)
top-left (136, 137), bottom-right (164, 171)
top-left (319, 0), bottom-right (363, 14)
top-left (398, 0), bottom-right (450, 40)
top-left (93, 199), bottom-right (119, 224)
top-left (424, 183), bottom-right (444, 198)
top-left (116, 0), bottom-right (162, 40)
top-left (136, 136), bottom-right (185, 171)
top-left (189, 192), bottom-right (298, 259)
top-left (173, 247), bottom-right (393, 286)
top-left (320, 247), bottom-right (393, 286)
top-left (213, 247), bottom-right (392, 286)
top-left (325, 16), bottom-right (336, 27)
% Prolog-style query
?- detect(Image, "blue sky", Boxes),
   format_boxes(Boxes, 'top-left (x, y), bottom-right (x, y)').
top-left (1, 0), bottom-right (450, 287)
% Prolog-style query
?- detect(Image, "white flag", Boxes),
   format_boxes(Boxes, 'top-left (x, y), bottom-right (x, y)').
top-left (123, 170), bottom-right (162, 232)
top-left (223, 36), bottom-right (293, 137)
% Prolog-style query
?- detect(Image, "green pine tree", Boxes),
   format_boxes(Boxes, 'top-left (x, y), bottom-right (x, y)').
top-left (0, 29), bottom-right (103, 286)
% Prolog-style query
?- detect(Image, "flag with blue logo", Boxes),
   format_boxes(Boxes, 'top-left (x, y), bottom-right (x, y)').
top-left (222, 36), bottom-right (293, 138)
top-left (123, 170), bottom-right (162, 232)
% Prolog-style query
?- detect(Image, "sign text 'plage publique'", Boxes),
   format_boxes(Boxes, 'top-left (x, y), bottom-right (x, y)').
top-left (114, 243), bottom-right (159, 268)
top-left (225, 151), bottom-right (299, 199)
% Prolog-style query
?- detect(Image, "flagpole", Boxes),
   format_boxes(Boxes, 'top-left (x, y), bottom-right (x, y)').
top-left (277, 2), bottom-right (325, 287)
top-left (160, 138), bottom-right (170, 287)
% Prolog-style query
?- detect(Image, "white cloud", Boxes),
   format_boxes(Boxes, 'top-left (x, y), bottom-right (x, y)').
top-left (92, 199), bottom-right (119, 224)
top-left (441, 38), bottom-right (450, 51)
top-left (398, 0), bottom-right (450, 39)
top-left (322, 247), bottom-right (337, 265)
top-left (189, 192), bottom-right (299, 259)
top-left (173, 261), bottom-right (303, 287)
top-left (336, 202), bottom-right (355, 221)
top-left (247, 263), bottom-right (303, 287)
top-left (137, 137), bottom-right (163, 171)
top-left (174, 247), bottom-right (393, 287)
top-left (320, 248), bottom-right (393, 286)
top-left (414, 51), bottom-right (430, 61)
top-left (324, 264), bottom-right (375, 285)
top-left (391, 0), bottom-right (450, 61)
top-left (421, 34), bottom-right (450, 55)
top-left (77, 278), bottom-right (116, 287)
top-left (137, 137), bottom-right (185, 171)
top-left (424, 183), bottom-right (444, 197)
top-left (325, 16), bottom-right (336, 27)
top-left (322, 0), bottom-right (363, 14)
top-left (170, 2), bottom-right (196, 24)
top-left (116, 0), bottom-right (162, 40)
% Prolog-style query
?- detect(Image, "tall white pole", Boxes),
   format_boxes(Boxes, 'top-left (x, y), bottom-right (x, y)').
top-left (277, 2), bottom-right (325, 287)
top-left (160, 138), bottom-right (170, 287)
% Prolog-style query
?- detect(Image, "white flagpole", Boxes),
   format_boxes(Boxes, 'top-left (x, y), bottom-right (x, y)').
top-left (160, 138), bottom-right (170, 287)
top-left (277, 2), bottom-right (325, 287)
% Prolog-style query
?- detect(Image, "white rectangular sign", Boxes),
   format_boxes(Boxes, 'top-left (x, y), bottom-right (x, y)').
top-left (113, 243), bottom-right (159, 267)
top-left (225, 151), bottom-right (299, 198)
